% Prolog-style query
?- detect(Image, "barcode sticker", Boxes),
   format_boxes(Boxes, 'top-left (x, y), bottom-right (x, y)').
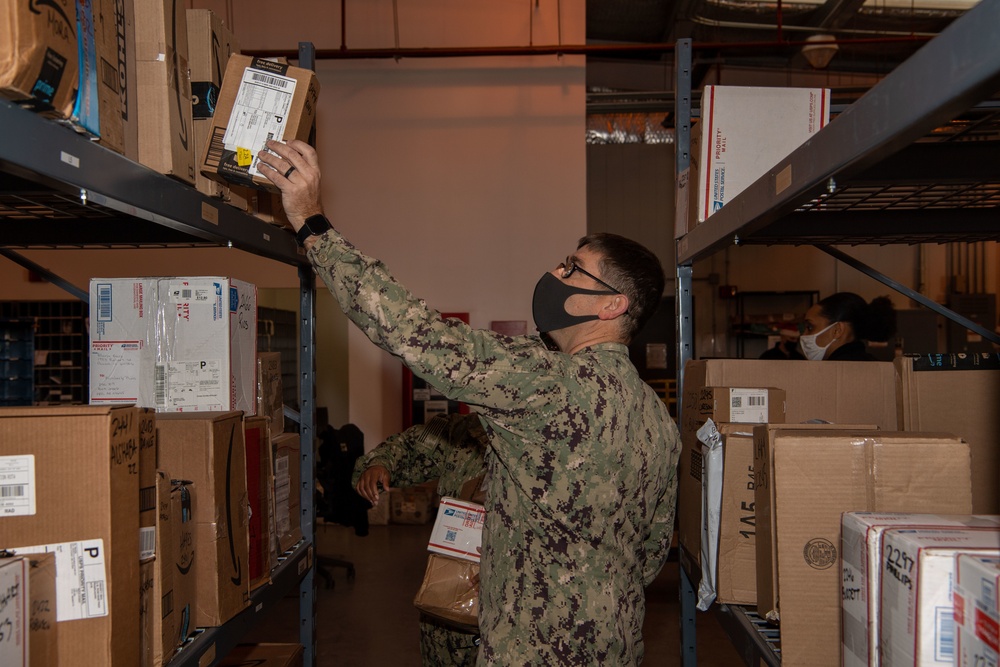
top-left (139, 527), bottom-right (156, 561)
top-left (935, 606), bottom-right (955, 661)
top-left (250, 71), bottom-right (293, 89)
top-left (96, 283), bottom-right (112, 321)
top-left (13, 539), bottom-right (108, 621)
top-left (0, 455), bottom-right (35, 517)
top-left (154, 364), bottom-right (167, 408)
top-left (729, 388), bottom-right (770, 423)
top-left (222, 66), bottom-right (297, 178)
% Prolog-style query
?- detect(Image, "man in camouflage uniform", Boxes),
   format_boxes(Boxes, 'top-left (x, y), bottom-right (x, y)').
top-left (352, 412), bottom-right (489, 667)
top-left (261, 140), bottom-right (681, 666)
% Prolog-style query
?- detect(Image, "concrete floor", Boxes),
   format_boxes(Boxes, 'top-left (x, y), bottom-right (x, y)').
top-left (254, 520), bottom-right (744, 665)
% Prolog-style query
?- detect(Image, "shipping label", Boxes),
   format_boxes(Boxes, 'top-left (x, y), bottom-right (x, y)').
top-left (222, 68), bottom-right (297, 178)
top-left (13, 540), bottom-right (108, 621)
top-left (155, 360), bottom-right (223, 409)
top-left (0, 456), bottom-right (36, 517)
top-left (89, 341), bottom-right (142, 402)
top-left (729, 388), bottom-right (769, 423)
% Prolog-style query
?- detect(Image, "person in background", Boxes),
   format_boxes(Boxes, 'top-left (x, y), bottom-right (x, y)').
top-left (759, 324), bottom-right (805, 360)
top-left (353, 412), bottom-right (489, 667)
top-left (799, 292), bottom-right (897, 361)
top-left (260, 138), bottom-right (680, 667)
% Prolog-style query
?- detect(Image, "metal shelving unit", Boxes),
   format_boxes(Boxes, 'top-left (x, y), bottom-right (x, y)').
top-left (0, 43), bottom-right (320, 667)
top-left (674, 1), bottom-right (1000, 663)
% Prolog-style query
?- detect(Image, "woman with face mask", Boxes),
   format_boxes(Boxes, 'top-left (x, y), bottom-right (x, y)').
top-left (799, 292), bottom-right (897, 361)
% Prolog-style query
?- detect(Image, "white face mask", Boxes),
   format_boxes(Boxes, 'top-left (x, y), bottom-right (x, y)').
top-left (799, 322), bottom-right (838, 361)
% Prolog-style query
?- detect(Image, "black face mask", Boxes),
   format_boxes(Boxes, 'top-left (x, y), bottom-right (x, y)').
top-left (531, 272), bottom-right (615, 334)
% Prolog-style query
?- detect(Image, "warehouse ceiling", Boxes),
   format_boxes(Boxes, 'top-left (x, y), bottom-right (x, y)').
top-left (586, 0), bottom-right (977, 89)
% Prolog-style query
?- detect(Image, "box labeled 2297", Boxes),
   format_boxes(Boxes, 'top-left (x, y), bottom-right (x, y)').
top-left (200, 55), bottom-right (319, 192)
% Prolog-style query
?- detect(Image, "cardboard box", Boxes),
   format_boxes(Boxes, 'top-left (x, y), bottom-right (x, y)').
top-left (881, 529), bottom-right (1000, 667)
top-left (27, 554), bottom-right (58, 667)
top-left (70, 0), bottom-right (125, 152)
top-left (0, 0), bottom-right (78, 118)
top-left (139, 408), bottom-right (157, 561)
top-left (754, 430), bottom-right (972, 666)
top-left (428, 498), bottom-right (484, 563)
top-left (89, 277), bottom-right (259, 415)
top-left (954, 553), bottom-right (1000, 667)
top-left (896, 353), bottom-right (1000, 513)
top-left (186, 9), bottom-right (239, 120)
top-left (694, 85), bottom-right (829, 224)
top-left (219, 643), bottom-right (304, 667)
top-left (391, 486), bottom-right (434, 525)
top-left (257, 352), bottom-right (284, 432)
top-left (413, 554), bottom-right (480, 633)
top-left (157, 412), bottom-right (250, 627)
top-left (244, 416), bottom-right (273, 590)
top-left (0, 553), bottom-right (58, 667)
top-left (0, 405), bottom-right (140, 667)
top-left (367, 498), bottom-right (391, 526)
top-left (678, 386), bottom-right (785, 569)
top-left (714, 425), bottom-right (758, 605)
top-left (272, 433), bottom-right (303, 554)
top-left (200, 55), bottom-right (320, 192)
top-left (140, 473), bottom-right (194, 667)
top-left (841, 512), bottom-right (1000, 667)
top-left (134, 0), bottom-right (194, 182)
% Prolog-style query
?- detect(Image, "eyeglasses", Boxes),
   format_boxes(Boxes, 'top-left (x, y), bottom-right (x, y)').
top-left (559, 256), bottom-right (622, 295)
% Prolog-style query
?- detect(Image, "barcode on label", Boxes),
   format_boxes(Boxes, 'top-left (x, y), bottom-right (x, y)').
top-left (140, 527), bottom-right (156, 560)
top-left (139, 486), bottom-right (156, 513)
top-left (984, 578), bottom-right (998, 613)
top-left (181, 289), bottom-right (192, 299)
top-left (732, 396), bottom-right (742, 408)
top-left (935, 607), bottom-right (955, 661)
top-left (251, 71), bottom-right (291, 89)
top-left (747, 395), bottom-right (765, 406)
top-left (205, 126), bottom-right (226, 167)
top-left (97, 283), bottom-right (112, 321)
top-left (154, 365), bottom-right (166, 407)
top-left (1, 484), bottom-right (25, 497)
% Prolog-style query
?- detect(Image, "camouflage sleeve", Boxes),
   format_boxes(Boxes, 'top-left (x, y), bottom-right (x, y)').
top-left (307, 231), bottom-right (561, 411)
top-left (641, 432), bottom-right (680, 586)
top-left (350, 416), bottom-right (450, 488)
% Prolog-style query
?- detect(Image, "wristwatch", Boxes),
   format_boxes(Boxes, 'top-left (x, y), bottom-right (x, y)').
top-left (295, 214), bottom-right (332, 247)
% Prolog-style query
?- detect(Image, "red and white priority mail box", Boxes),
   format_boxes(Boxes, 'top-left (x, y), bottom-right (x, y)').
top-left (428, 498), bottom-right (485, 563)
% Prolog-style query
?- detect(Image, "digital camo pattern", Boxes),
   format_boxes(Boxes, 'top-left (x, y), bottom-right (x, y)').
top-left (311, 231), bottom-right (681, 666)
top-left (353, 412), bottom-right (489, 667)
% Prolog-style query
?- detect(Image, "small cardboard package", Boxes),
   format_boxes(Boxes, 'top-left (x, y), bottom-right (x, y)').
top-left (880, 528), bottom-right (1000, 667)
top-left (244, 416), bottom-right (274, 589)
top-left (678, 386), bottom-right (785, 572)
top-left (413, 554), bottom-right (480, 633)
top-left (754, 429), bottom-right (972, 666)
top-left (895, 353), bottom-right (1000, 513)
top-left (219, 643), bottom-right (304, 667)
top-left (0, 405), bottom-right (140, 667)
top-left (954, 553), bottom-right (1000, 667)
top-left (157, 412), bottom-right (249, 627)
top-left (134, 0), bottom-right (194, 182)
top-left (841, 512), bottom-right (1000, 667)
top-left (89, 277), bottom-right (258, 415)
top-left (200, 55), bottom-right (320, 192)
top-left (257, 352), bottom-right (284, 432)
top-left (391, 487), bottom-right (434, 525)
top-left (272, 433), bottom-right (303, 554)
top-left (0, 554), bottom-right (57, 667)
top-left (0, 0), bottom-right (78, 118)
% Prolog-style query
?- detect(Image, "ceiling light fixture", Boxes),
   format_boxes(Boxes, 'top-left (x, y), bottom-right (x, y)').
top-left (801, 34), bottom-right (839, 69)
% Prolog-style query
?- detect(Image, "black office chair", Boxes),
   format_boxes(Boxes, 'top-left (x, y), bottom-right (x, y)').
top-left (315, 423), bottom-right (368, 588)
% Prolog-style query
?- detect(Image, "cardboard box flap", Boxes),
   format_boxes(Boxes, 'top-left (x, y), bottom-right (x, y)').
top-left (0, 404), bottom-right (128, 418)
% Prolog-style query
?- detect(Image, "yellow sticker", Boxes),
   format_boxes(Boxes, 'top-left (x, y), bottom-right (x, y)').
top-left (237, 147), bottom-right (253, 167)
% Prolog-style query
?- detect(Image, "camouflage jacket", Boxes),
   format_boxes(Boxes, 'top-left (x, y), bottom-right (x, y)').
top-left (350, 412), bottom-right (489, 498)
top-left (309, 230), bottom-right (681, 666)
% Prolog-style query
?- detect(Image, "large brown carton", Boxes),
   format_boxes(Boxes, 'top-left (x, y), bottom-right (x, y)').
top-left (219, 643), bottom-right (304, 667)
top-left (28, 554), bottom-right (58, 667)
top-left (678, 386), bottom-right (785, 570)
top-left (244, 416), bottom-right (273, 590)
top-left (186, 8), bottom-right (239, 120)
top-left (714, 425), bottom-right (757, 605)
top-left (138, 408), bottom-right (157, 561)
top-left (0, 405), bottom-right (140, 667)
top-left (0, 0), bottom-right (78, 118)
top-left (754, 429), bottom-right (972, 666)
top-left (272, 433), bottom-right (303, 554)
top-left (73, 0), bottom-right (126, 152)
top-left (895, 353), bottom-right (1000, 513)
top-left (200, 55), bottom-right (319, 192)
top-left (134, 0), bottom-right (194, 183)
top-left (0, 553), bottom-right (57, 667)
top-left (157, 412), bottom-right (250, 627)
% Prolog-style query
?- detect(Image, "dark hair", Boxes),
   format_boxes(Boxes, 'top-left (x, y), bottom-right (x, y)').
top-left (577, 232), bottom-right (665, 340)
top-left (817, 292), bottom-right (897, 342)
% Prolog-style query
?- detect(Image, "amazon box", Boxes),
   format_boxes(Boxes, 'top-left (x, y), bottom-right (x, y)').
top-left (134, 0), bottom-right (194, 182)
top-left (0, 0), bottom-right (78, 118)
top-left (881, 529), bottom-right (1000, 667)
top-left (244, 416), bottom-right (273, 589)
top-left (755, 429), bottom-right (972, 666)
top-left (186, 9), bottom-right (239, 120)
top-left (841, 513), bottom-right (1000, 667)
top-left (895, 353), bottom-right (1000, 513)
top-left (0, 405), bottom-right (140, 667)
top-left (200, 55), bottom-right (319, 192)
top-left (219, 643), bottom-right (304, 667)
top-left (678, 386), bottom-right (785, 572)
top-left (272, 433), bottom-right (302, 554)
top-left (156, 412), bottom-right (249, 627)
top-left (954, 553), bottom-right (1000, 667)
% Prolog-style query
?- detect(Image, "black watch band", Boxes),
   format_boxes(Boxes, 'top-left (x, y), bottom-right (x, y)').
top-left (295, 214), bottom-right (332, 247)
